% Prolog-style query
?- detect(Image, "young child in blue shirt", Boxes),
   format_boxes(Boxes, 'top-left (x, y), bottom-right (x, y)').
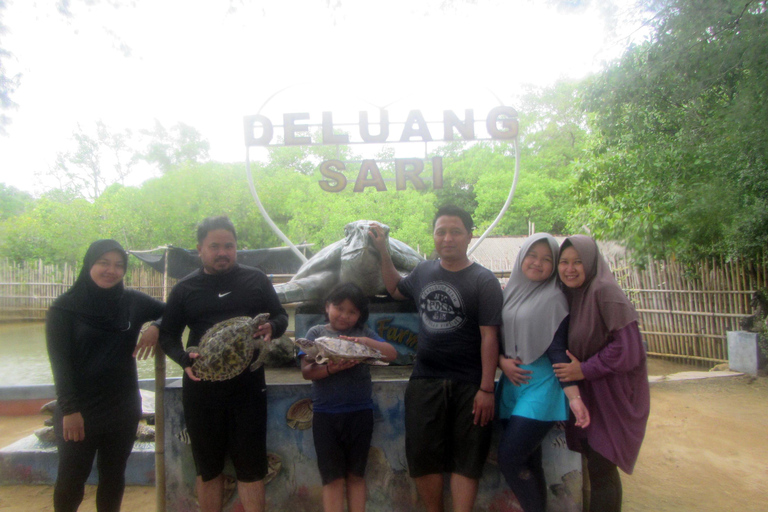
top-left (300, 282), bottom-right (397, 512)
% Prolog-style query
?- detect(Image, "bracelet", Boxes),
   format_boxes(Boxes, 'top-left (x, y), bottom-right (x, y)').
top-left (569, 395), bottom-right (582, 401)
top-left (479, 387), bottom-right (494, 394)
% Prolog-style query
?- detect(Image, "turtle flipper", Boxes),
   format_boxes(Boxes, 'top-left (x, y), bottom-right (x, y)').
top-left (274, 270), bottom-right (338, 303)
top-left (249, 337), bottom-right (271, 371)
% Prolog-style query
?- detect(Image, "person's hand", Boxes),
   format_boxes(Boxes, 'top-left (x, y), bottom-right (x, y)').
top-left (254, 321), bottom-right (273, 342)
top-left (133, 325), bottom-right (159, 360)
top-left (472, 389), bottom-right (495, 426)
top-left (185, 353), bottom-right (202, 382)
top-left (367, 223), bottom-right (388, 253)
top-left (499, 356), bottom-right (532, 386)
top-left (553, 351), bottom-right (585, 382)
top-left (63, 412), bottom-right (85, 442)
top-left (569, 396), bottom-right (590, 428)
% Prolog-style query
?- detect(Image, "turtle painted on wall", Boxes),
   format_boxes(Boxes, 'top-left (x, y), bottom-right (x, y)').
top-left (186, 313), bottom-right (271, 381)
top-left (294, 336), bottom-right (389, 366)
top-left (273, 220), bottom-right (424, 303)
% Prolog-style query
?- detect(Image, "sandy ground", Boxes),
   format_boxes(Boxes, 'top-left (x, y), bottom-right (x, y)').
top-left (1, 360), bottom-right (766, 512)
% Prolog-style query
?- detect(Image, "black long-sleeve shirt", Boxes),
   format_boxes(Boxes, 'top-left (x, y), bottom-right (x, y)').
top-left (158, 264), bottom-right (288, 405)
top-left (46, 290), bottom-right (164, 433)
top-left (546, 316), bottom-right (576, 389)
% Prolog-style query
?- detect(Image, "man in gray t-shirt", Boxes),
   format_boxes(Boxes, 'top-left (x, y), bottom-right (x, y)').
top-left (370, 205), bottom-right (502, 512)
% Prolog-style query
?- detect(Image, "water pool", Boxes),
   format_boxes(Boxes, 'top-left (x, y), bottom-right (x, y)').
top-left (0, 322), bottom-right (183, 386)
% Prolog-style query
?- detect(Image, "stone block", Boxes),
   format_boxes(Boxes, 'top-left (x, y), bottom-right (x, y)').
top-left (727, 331), bottom-right (763, 376)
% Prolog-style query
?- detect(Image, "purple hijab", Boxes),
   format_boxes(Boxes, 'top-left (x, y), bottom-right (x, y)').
top-left (560, 235), bottom-right (638, 360)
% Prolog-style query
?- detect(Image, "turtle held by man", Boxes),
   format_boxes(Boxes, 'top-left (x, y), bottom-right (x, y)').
top-left (294, 336), bottom-right (389, 366)
top-left (187, 313), bottom-right (271, 381)
top-left (273, 220), bottom-right (424, 303)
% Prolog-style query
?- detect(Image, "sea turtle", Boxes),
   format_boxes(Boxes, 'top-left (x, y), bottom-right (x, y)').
top-left (35, 426), bottom-right (56, 444)
top-left (294, 336), bottom-right (390, 366)
top-left (40, 389), bottom-right (156, 421)
top-left (186, 313), bottom-right (271, 381)
top-left (136, 424), bottom-right (156, 442)
top-left (273, 220), bottom-right (424, 303)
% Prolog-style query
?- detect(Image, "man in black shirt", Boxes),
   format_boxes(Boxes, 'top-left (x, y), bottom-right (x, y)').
top-left (370, 205), bottom-right (502, 512)
top-left (159, 216), bottom-right (288, 512)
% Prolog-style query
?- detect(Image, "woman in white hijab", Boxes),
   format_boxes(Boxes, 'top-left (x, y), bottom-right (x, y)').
top-left (497, 233), bottom-right (589, 512)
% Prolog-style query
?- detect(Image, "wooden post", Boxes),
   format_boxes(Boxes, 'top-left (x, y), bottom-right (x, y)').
top-left (155, 247), bottom-right (169, 512)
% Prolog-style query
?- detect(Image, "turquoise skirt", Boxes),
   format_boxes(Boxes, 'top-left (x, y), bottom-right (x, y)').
top-left (496, 354), bottom-right (569, 422)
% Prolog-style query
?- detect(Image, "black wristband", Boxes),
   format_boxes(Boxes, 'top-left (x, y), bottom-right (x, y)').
top-left (479, 387), bottom-right (494, 394)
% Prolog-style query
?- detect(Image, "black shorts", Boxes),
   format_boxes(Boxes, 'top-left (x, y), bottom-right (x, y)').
top-left (405, 378), bottom-right (492, 479)
top-left (312, 409), bottom-right (374, 485)
top-left (183, 385), bottom-right (268, 482)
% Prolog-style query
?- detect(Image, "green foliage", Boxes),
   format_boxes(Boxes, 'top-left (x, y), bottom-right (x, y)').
top-left (0, 194), bottom-right (100, 263)
top-left (445, 80), bottom-right (586, 236)
top-left (97, 162), bottom-right (280, 250)
top-left (0, 183), bottom-right (33, 220)
top-left (137, 121), bottom-right (210, 174)
top-left (264, 144), bottom-right (438, 253)
top-left (46, 121), bottom-right (139, 201)
top-left (573, 0), bottom-right (768, 262)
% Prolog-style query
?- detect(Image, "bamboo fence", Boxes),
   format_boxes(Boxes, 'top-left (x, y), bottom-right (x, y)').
top-left (1, 256), bottom-right (766, 365)
top-left (607, 256), bottom-right (767, 365)
top-left (0, 259), bottom-right (174, 322)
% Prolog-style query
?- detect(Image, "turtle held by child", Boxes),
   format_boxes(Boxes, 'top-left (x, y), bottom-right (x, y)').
top-left (294, 336), bottom-right (389, 366)
top-left (187, 313), bottom-right (271, 381)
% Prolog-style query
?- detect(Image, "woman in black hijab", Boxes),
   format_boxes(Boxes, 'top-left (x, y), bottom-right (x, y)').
top-left (46, 239), bottom-right (164, 512)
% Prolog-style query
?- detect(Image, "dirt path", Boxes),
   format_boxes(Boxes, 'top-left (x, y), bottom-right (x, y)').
top-left (2, 363), bottom-right (766, 511)
top-left (623, 372), bottom-right (768, 512)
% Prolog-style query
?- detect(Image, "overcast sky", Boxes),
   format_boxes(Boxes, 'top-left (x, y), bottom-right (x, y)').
top-left (0, 0), bottom-right (644, 195)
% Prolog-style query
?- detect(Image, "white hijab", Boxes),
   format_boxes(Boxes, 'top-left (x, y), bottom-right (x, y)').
top-left (501, 233), bottom-right (569, 364)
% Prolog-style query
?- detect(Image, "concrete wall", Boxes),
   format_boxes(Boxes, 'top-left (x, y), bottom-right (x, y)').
top-left (163, 380), bottom-right (583, 512)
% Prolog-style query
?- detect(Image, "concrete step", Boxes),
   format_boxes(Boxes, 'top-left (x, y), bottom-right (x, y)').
top-left (0, 435), bottom-right (155, 486)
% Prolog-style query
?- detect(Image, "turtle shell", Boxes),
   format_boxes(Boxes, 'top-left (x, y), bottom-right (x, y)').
top-left (188, 313), bottom-right (270, 381)
top-left (311, 336), bottom-right (389, 365)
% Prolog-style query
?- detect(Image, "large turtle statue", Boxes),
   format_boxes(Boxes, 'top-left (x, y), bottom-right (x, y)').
top-left (186, 313), bottom-right (271, 381)
top-left (274, 220), bottom-right (424, 303)
top-left (294, 336), bottom-right (389, 366)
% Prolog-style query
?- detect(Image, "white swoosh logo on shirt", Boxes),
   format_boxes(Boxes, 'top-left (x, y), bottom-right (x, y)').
top-left (218, 292), bottom-right (232, 298)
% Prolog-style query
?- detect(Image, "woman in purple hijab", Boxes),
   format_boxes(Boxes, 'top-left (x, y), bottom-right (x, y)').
top-left (553, 235), bottom-right (650, 512)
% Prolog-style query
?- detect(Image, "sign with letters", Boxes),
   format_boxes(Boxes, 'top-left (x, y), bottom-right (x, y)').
top-left (243, 107), bottom-right (518, 193)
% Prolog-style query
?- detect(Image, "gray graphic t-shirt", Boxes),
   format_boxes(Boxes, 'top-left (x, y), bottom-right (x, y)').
top-left (398, 261), bottom-right (502, 384)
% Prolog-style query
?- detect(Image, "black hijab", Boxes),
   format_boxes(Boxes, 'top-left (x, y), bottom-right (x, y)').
top-left (50, 239), bottom-right (131, 332)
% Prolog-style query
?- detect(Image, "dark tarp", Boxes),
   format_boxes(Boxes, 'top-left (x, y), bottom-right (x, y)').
top-left (129, 245), bottom-right (311, 280)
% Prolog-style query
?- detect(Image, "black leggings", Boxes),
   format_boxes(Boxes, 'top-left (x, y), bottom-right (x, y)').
top-left (54, 427), bottom-right (137, 512)
top-left (497, 416), bottom-right (554, 512)
top-left (582, 439), bottom-right (622, 512)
